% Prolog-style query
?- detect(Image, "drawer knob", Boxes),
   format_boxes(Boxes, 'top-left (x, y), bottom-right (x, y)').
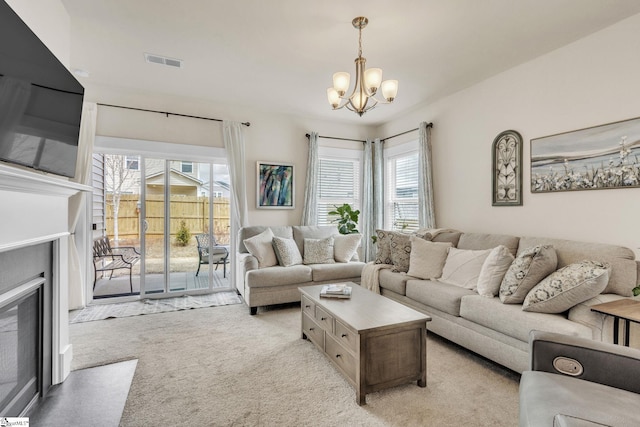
top-left (336, 354), bottom-right (342, 358)
top-left (341, 333), bottom-right (347, 338)
top-left (309, 327), bottom-right (315, 331)
top-left (305, 305), bottom-right (311, 308)
top-left (321, 317), bottom-right (327, 321)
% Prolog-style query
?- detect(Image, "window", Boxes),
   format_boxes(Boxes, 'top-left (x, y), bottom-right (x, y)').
top-left (317, 147), bottom-right (362, 227)
top-left (181, 161), bottom-right (193, 173)
top-left (125, 155), bottom-right (139, 170)
top-left (385, 142), bottom-right (419, 232)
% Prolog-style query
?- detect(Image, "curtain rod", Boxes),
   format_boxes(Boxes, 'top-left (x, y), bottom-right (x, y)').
top-left (381, 122), bottom-right (432, 142)
top-left (97, 103), bottom-right (250, 127)
top-left (305, 133), bottom-right (366, 143)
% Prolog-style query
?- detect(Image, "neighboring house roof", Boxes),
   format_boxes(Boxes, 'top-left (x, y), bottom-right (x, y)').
top-left (145, 168), bottom-right (204, 186)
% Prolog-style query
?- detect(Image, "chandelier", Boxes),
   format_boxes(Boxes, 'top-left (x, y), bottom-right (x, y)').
top-left (327, 17), bottom-right (399, 116)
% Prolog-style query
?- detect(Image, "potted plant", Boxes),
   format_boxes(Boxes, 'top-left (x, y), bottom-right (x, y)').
top-left (328, 203), bottom-right (360, 235)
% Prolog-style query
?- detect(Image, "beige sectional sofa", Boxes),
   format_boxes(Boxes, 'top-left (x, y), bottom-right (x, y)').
top-left (236, 225), bottom-right (365, 315)
top-left (373, 231), bottom-right (639, 373)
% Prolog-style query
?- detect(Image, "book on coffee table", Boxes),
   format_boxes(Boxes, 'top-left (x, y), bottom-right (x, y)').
top-left (320, 284), bottom-right (352, 299)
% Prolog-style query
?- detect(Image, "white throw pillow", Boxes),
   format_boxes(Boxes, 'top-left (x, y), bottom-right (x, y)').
top-left (406, 237), bottom-right (452, 280)
top-left (440, 247), bottom-right (492, 290)
top-left (303, 237), bottom-right (335, 264)
top-left (333, 234), bottom-right (361, 263)
top-left (476, 245), bottom-right (515, 297)
top-left (272, 236), bottom-right (303, 267)
top-left (243, 228), bottom-right (277, 268)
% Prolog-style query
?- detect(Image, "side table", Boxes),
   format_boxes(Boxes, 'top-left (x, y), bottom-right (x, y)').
top-left (591, 299), bottom-right (640, 346)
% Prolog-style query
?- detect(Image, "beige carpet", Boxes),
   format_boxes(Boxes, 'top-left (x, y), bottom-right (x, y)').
top-left (70, 303), bottom-right (520, 426)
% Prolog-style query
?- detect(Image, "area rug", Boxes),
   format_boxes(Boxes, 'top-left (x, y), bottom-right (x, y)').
top-left (69, 292), bottom-right (242, 323)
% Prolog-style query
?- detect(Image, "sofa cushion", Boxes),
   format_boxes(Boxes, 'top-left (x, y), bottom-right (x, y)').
top-left (406, 279), bottom-right (476, 316)
top-left (389, 232), bottom-right (413, 272)
top-left (407, 238), bottom-right (453, 280)
top-left (520, 371), bottom-right (640, 427)
top-left (243, 228), bottom-right (278, 268)
top-left (303, 237), bottom-right (335, 265)
top-left (271, 236), bottom-right (303, 267)
top-left (522, 261), bottom-right (610, 314)
top-left (310, 262), bottom-right (365, 282)
top-left (459, 295), bottom-right (592, 342)
top-left (416, 229), bottom-right (463, 246)
top-left (440, 247), bottom-right (492, 290)
top-left (518, 236), bottom-right (637, 297)
top-left (477, 245), bottom-right (514, 297)
top-left (379, 269), bottom-right (410, 295)
top-left (245, 265), bottom-right (312, 288)
top-left (293, 225), bottom-right (338, 257)
top-left (239, 226), bottom-right (292, 253)
top-left (374, 229), bottom-right (394, 265)
top-left (333, 234), bottom-right (361, 263)
top-left (500, 245), bottom-right (558, 304)
top-left (457, 232), bottom-right (520, 256)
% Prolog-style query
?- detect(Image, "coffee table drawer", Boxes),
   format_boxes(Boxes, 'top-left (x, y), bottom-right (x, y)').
top-left (334, 319), bottom-right (357, 352)
top-left (315, 305), bottom-right (334, 333)
top-left (325, 334), bottom-right (356, 382)
top-left (302, 313), bottom-right (324, 348)
top-left (301, 295), bottom-right (315, 318)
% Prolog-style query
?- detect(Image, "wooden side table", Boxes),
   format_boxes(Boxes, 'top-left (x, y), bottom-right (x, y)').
top-left (591, 299), bottom-right (640, 346)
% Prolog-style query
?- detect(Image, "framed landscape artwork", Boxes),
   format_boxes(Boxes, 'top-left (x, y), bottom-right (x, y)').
top-left (531, 117), bottom-right (640, 193)
top-left (257, 162), bottom-right (294, 209)
top-left (492, 130), bottom-right (523, 206)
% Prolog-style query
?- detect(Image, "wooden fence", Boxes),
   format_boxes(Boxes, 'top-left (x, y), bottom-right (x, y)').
top-left (106, 195), bottom-right (231, 244)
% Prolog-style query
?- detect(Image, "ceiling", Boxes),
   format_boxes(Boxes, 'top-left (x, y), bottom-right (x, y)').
top-left (61, 0), bottom-right (640, 126)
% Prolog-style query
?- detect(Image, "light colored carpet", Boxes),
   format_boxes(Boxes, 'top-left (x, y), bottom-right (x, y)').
top-left (70, 303), bottom-right (520, 426)
top-left (69, 292), bottom-right (242, 323)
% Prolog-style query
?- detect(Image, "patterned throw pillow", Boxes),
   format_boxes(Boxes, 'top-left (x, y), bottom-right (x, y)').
top-left (374, 229), bottom-right (393, 265)
top-left (499, 245), bottom-right (557, 304)
top-left (243, 228), bottom-right (278, 268)
top-left (389, 232), bottom-right (413, 272)
top-left (272, 236), bottom-right (302, 267)
top-left (440, 247), bottom-right (492, 290)
top-left (303, 237), bottom-right (335, 264)
top-left (333, 234), bottom-right (361, 263)
top-left (522, 260), bottom-right (610, 313)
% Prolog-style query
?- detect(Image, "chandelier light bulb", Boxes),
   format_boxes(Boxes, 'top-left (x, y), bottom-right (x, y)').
top-left (327, 88), bottom-right (340, 108)
top-left (364, 68), bottom-right (382, 94)
top-left (332, 72), bottom-right (350, 96)
top-left (381, 80), bottom-right (399, 102)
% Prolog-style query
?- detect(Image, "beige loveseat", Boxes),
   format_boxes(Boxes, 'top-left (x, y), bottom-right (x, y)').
top-left (371, 231), bottom-right (639, 373)
top-left (236, 225), bottom-right (365, 315)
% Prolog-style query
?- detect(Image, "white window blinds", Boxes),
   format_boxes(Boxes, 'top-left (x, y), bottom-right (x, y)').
top-left (317, 155), bottom-right (361, 226)
top-left (385, 148), bottom-right (419, 232)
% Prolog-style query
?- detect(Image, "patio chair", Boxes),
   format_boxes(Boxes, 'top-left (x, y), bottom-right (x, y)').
top-left (195, 233), bottom-right (229, 278)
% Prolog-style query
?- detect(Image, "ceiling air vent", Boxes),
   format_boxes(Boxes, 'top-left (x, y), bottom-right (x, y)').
top-left (144, 53), bottom-right (183, 68)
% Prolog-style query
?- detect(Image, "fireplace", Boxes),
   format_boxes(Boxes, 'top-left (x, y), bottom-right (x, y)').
top-left (0, 243), bottom-right (53, 416)
top-left (0, 163), bottom-right (90, 416)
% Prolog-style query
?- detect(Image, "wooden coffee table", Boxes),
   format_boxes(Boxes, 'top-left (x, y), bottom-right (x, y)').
top-left (299, 283), bottom-right (431, 405)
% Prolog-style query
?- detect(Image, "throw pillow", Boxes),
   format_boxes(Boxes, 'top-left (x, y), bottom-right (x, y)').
top-left (440, 247), bottom-right (492, 290)
top-left (499, 245), bottom-right (558, 304)
top-left (406, 237), bottom-right (453, 280)
top-left (333, 234), bottom-right (362, 263)
top-left (476, 245), bottom-right (515, 297)
top-left (271, 236), bottom-right (302, 267)
top-left (243, 228), bottom-right (278, 268)
top-left (374, 229), bottom-right (393, 265)
top-left (303, 237), bottom-right (335, 265)
top-left (522, 260), bottom-right (610, 313)
top-left (389, 232), bottom-right (413, 272)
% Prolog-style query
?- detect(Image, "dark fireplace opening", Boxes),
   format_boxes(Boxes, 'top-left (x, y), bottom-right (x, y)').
top-left (0, 243), bottom-right (52, 417)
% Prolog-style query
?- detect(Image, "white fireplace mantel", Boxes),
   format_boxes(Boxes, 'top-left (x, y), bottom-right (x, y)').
top-left (0, 163), bottom-right (91, 197)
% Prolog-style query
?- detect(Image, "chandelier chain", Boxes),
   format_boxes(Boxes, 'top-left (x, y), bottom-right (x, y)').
top-left (358, 26), bottom-right (363, 58)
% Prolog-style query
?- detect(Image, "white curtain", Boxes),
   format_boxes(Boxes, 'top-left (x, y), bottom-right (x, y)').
top-left (372, 138), bottom-right (384, 232)
top-left (223, 121), bottom-right (249, 228)
top-left (361, 139), bottom-right (374, 260)
top-left (68, 102), bottom-right (97, 310)
top-left (418, 122), bottom-right (436, 228)
top-left (0, 76), bottom-right (31, 157)
top-left (301, 132), bottom-right (318, 226)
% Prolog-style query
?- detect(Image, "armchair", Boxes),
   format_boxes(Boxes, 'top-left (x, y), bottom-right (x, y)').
top-left (195, 233), bottom-right (229, 278)
top-left (519, 330), bottom-right (640, 426)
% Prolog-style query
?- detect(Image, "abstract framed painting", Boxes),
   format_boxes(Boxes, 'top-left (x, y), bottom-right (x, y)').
top-left (531, 117), bottom-right (640, 193)
top-left (256, 161), bottom-right (294, 209)
top-left (492, 130), bottom-right (523, 206)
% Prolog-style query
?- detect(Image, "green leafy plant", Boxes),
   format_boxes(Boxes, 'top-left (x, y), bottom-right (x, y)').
top-left (175, 220), bottom-right (191, 246)
top-left (328, 203), bottom-right (360, 235)
top-left (633, 286), bottom-right (640, 297)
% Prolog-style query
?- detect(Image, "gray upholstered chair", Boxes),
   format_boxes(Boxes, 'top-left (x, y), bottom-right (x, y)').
top-left (195, 233), bottom-right (229, 278)
top-left (519, 330), bottom-right (640, 426)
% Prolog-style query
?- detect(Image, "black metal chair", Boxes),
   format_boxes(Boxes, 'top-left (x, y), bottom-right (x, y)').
top-left (195, 233), bottom-right (229, 278)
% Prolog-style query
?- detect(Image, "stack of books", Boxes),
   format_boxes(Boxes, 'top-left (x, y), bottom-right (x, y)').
top-left (320, 283), bottom-right (352, 299)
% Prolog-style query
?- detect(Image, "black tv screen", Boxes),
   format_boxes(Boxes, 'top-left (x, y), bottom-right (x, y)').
top-left (0, 0), bottom-right (84, 178)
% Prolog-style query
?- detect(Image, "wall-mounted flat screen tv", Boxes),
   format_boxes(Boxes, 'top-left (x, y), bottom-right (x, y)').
top-left (0, 0), bottom-right (84, 178)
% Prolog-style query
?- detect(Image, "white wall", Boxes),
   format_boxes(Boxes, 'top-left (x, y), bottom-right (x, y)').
top-left (87, 84), bottom-right (371, 227)
top-left (377, 13), bottom-right (640, 256)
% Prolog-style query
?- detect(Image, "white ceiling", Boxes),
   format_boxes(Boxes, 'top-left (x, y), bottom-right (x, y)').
top-left (61, 0), bottom-right (640, 126)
